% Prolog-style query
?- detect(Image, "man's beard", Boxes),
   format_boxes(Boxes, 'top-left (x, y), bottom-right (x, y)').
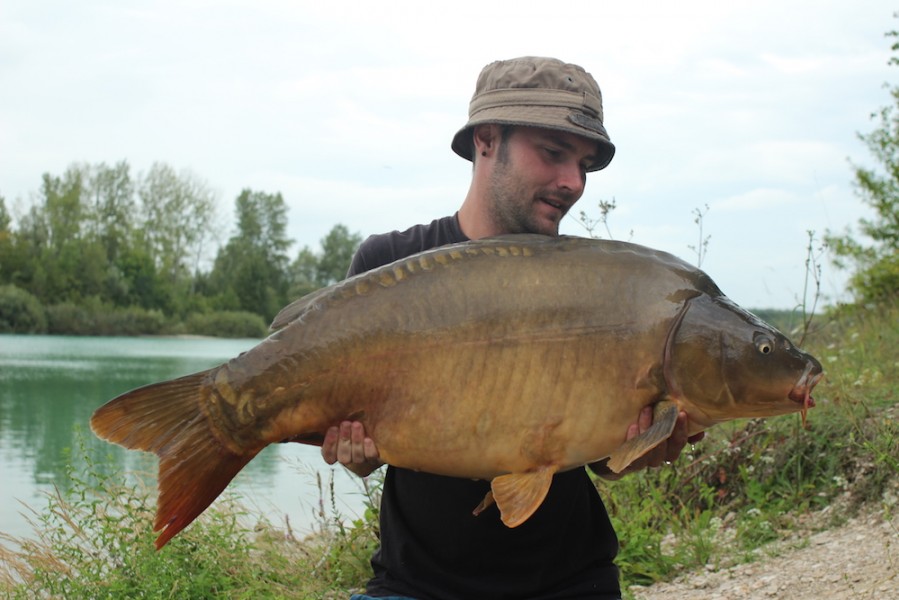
top-left (486, 158), bottom-right (568, 236)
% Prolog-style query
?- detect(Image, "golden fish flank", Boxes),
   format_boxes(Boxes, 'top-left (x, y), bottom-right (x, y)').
top-left (90, 234), bottom-right (823, 549)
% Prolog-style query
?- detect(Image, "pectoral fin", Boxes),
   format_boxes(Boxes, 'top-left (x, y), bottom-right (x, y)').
top-left (606, 400), bottom-right (679, 474)
top-left (487, 466), bottom-right (557, 528)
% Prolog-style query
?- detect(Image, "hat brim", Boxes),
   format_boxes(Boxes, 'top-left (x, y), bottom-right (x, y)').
top-left (451, 106), bottom-right (616, 172)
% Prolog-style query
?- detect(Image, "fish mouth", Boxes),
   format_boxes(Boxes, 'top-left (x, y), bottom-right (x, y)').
top-left (788, 362), bottom-right (824, 426)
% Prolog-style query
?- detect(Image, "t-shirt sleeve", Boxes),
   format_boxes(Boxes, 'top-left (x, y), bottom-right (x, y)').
top-left (346, 215), bottom-right (466, 278)
top-left (346, 233), bottom-right (399, 278)
top-left (346, 243), bottom-right (371, 278)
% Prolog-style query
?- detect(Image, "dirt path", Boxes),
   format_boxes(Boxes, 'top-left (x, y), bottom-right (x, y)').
top-left (630, 505), bottom-right (897, 600)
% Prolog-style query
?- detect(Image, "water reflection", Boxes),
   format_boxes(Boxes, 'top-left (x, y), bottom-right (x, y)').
top-left (0, 334), bottom-right (369, 540)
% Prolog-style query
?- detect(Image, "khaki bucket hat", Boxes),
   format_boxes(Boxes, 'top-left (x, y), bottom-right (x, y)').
top-left (452, 56), bottom-right (615, 172)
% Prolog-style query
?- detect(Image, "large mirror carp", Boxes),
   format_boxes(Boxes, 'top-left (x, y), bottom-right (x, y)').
top-left (91, 234), bottom-right (823, 548)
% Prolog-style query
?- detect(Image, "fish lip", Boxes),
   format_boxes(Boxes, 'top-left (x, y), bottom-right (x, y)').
top-left (788, 365), bottom-right (824, 408)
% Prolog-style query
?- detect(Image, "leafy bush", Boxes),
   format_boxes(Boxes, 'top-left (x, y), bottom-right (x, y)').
top-left (44, 301), bottom-right (267, 338)
top-left (104, 306), bottom-right (167, 335)
top-left (184, 310), bottom-right (268, 338)
top-left (46, 302), bottom-right (167, 336)
top-left (0, 285), bottom-right (47, 333)
top-left (47, 302), bottom-right (94, 335)
top-left (45, 302), bottom-right (95, 335)
top-left (848, 251), bottom-right (899, 305)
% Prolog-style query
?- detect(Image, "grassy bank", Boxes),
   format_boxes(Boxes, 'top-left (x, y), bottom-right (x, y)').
top-left (608, 300), bottom-right (899, 595)
top-left (1, 300), bottom-right (896, 598)
top-left (0, 455), bottom-right (381, 599)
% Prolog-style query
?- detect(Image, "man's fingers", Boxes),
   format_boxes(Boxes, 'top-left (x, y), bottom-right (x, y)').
top-left (322, 425), bottom-right (340, 465)
top-left (350, 421), bottom-right (369, 463)
top-left (638, 405), bottom-right (653, 432)
top-left (625, 422), bottom-right (639, 441)
top-left (363, 437), bottom-right (380, 462)
top-left (663, 412), bottom-right (689, 462)
top-left (335, 421), bottom-right (352, 464)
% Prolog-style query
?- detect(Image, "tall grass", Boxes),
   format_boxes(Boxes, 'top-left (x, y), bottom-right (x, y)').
top-left (1, 301), bottom-right (896, 598)
top-left (0, 442), bottom-right (380, 598)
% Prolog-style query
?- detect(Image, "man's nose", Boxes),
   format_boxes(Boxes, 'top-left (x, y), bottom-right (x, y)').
top-left (556, 161), bottom-right (586, 197)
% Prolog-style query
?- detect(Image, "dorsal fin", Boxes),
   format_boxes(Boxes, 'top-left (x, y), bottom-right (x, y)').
top-left (270, 286), bottom-right (335, 331)
top-left (270, 235), bottom-right (559, 331)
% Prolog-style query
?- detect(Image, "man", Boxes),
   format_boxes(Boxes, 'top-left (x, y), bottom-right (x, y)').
top-left (322, 56), bottom-right (701, 600)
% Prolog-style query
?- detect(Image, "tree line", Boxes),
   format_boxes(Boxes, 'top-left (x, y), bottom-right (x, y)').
top-left (0, 161), bottom-right (361, 337)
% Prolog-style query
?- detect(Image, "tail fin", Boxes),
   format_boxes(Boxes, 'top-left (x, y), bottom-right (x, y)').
top-left (90, 370), bottom-right (258, 549)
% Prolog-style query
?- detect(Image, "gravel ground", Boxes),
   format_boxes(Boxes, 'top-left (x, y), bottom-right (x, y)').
top-left (630, 503), bottom-right (897, 600)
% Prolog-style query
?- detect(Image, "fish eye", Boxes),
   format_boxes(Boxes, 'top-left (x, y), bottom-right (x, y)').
top-left (754, 334), bottom-right (774, 355)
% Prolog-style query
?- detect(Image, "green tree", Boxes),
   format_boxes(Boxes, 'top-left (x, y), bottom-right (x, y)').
top-left (14, 163), bottom-right (165, 307)
top-left (79, 161), bottom-right (142, 306)
top-left (87, 161), bottom-right (135, 266)
top-left (287, 224), bottom-right (362, 300)
top-left (288, 246), bottom-right (321, 299)
top-left (138, 163), bottom-right (219, 288)
top-left (0, 194), bottom-right (9, 231)
top-left (15, 165), bottom-right (109, 302)
top-left (0, 195), bottom-right (15, 284)
top-left (8, 161), bottom-right (223, 313)
top-left (826, 27), bottom-right (899, 303)
top-left (317, 224), bottom-right (363, 285)
top-left (209, 189), bottom-right (293, 322)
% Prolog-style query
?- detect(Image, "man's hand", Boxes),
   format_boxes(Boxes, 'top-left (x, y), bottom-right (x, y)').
top-left (591, 406), bottom-right (704, 480)
top-left (322, 421), bottom-right (383, 478)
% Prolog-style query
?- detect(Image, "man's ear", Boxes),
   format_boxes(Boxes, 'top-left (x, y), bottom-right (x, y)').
top-left (473, 124), bottom-right (503, 158)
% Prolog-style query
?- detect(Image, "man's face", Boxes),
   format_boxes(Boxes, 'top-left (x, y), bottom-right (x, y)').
top-left (485, 126), bottom-right (597, 236)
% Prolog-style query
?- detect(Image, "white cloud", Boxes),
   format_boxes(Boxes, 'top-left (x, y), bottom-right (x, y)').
top-left (1, 0), bottom-right (896, 308)
top-left (713, 188), bottom-right (799, 212)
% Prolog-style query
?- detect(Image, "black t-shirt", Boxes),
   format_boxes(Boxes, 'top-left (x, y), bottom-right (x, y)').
top-left (348, 214), bottom-right (621, 600)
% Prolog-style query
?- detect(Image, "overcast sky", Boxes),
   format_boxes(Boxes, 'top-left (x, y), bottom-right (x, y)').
top-left (2, 0), bottom-right (896, 310)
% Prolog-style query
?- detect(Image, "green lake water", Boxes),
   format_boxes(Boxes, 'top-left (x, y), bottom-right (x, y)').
top-left (0, 334), bottom-right (368, 541)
